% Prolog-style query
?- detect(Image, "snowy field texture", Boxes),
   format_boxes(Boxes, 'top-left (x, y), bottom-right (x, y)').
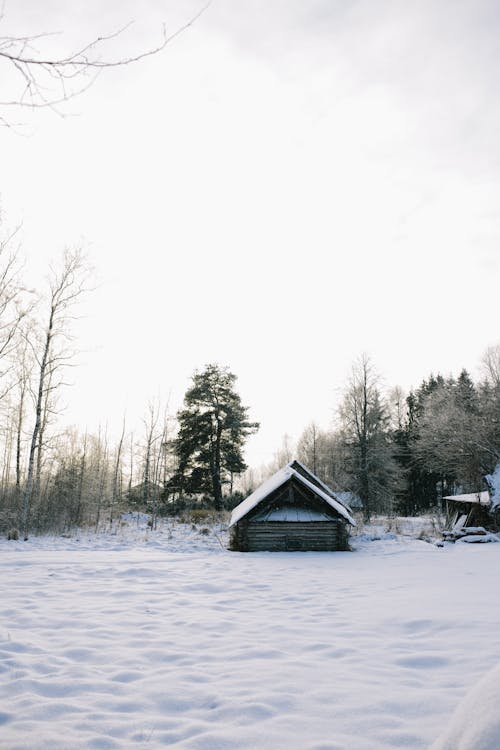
top-left (2, 516), bottom-right (500, 750)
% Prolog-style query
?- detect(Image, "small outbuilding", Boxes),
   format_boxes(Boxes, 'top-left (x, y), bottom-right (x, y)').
top-left (443, 491), bottom-right (493, 532)
top-left (229, 460), bottom-right (356, 552)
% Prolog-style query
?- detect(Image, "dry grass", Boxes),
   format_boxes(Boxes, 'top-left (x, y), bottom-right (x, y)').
top-left (176, 508), bottom-right (230, 526)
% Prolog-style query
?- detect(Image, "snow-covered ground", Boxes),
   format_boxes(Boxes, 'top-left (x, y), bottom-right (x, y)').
top-left (2, 516), bottom-right (500, 750)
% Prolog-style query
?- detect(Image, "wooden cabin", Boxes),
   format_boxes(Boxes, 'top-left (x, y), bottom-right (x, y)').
top-left (229, 460), bottom-right (355, 552)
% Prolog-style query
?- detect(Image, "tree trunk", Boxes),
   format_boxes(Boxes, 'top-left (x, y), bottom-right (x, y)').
top-left (21, 306), bottom-right (54, 538)
top-left (110, 418), bottom-right (125, 529)
top-left (15, 381), bottom-right (26, 494)
top-left (75, 432), bottom-right (87, 527)
top-left (211, 419), bottom-right (223, 511)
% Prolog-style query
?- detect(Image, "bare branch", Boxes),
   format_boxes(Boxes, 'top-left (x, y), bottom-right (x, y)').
top-left (0, 2), bottom-right (211, 122)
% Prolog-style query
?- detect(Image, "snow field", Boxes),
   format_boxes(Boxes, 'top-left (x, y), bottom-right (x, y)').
top-left (1, 521), bottom-right (500, 749)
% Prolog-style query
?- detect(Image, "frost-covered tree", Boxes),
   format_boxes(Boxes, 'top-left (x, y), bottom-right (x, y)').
top-left (172, 364), bottom-right (259, 510)
top-left (411, 371), bottom-right (485, 496)
top-left (477, 381), bottom-right (500, 470)
top-left (394, 368), bottom-right (500, 514)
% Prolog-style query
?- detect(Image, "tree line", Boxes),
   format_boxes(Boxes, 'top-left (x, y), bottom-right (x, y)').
top-left (290, 352), bottom-right (500, 520)
top-left (0, 238), bottom-right (498, 535)
top-left (0, 239), bottom-right (256, 537)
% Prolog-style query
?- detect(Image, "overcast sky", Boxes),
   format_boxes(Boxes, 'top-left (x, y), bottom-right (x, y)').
top-left (1, 0), bottom-right (499, 466)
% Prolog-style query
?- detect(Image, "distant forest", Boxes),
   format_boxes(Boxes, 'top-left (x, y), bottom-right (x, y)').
top-left (268, 351), bottom-right (500, 521)
top-left (0, 245), bottom-right (498, 536)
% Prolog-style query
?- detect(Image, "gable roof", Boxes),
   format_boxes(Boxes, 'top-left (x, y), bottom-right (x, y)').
top-left (287, 459), bottom-right (339, 497)
top-left (229, 461), bottom-right (356, 528)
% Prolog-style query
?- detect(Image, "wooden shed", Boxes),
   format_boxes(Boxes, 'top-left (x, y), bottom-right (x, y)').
top-left (443, 491), bottom-right (493, 531)
top-left (229, 460), bottom-right (355, 552)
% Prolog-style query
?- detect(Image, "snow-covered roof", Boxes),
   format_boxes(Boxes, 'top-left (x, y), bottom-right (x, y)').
top-left (229, 464), bottom-right (356, 528)
top-left (335, 491), bottom-right (363, 510)
top-left (443, 491), bottom-right (490, 506)
top-left (287, 459), bottom-right (338, 498)
top-left (287, 461), bottom-right (363, 512)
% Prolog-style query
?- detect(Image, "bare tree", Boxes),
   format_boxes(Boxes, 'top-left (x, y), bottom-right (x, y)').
top-left (21, 248), bottom-right (90, 537)
top-left (93, 425), bottom-right (109, 533)
top-left (0, 2), bottom-right (211, 124)
top-left (481, 344), bottom-right (500, 388)
top-left (296, 423), bottom-right (348, 489)
top-left (109, 415), bottom-right (126, 529)
top-left (339, 354), bottom-right (397, 520)
top-left (388, 386), bottom-right (407, 431)
top-left (75, 430), bottom-right (87, 528)
top-left (142, 399), bottom-right (162, 529)
top-left (151, 404), bottom-right (176, 523)
top-left (297, 422), bottom-right (320, 475)
top-left (13, 329), bottom-right (32, 493)
top-left (0, 226), bottom-right (30, 393)
top-left (33, 358), bottom-right (56, 503)
top-left (0, 403), bottom-right (13, 496)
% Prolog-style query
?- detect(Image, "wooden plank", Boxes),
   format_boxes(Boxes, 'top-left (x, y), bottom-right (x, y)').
top-left (245, 520), bottom-right (342, 551)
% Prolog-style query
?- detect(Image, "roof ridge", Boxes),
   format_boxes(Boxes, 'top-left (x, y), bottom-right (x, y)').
top-left (229, 463), bottom-right (356, 528)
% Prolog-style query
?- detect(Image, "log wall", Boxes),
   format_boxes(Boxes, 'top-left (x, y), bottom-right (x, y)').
top-left (230, 519), bottom-right (348, 552)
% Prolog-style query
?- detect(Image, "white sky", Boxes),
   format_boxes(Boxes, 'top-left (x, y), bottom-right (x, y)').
top-left (1, 0), bottom-right (499, 466)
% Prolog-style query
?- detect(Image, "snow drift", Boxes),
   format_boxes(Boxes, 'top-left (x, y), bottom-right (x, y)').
top-left (430, 661), bottom-right (500, 750)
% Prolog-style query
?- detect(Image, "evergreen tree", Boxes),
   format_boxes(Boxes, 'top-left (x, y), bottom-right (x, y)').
top-left (392, 375), bottom-right (455, 512)
top-left (456, 369), bottom-right (478, 414)
top-left (477, 380), bottom-right (500, 472)
top-left (172, 364), bottom-right (259, 509)
top-left (399, 370), bottom-right (486, 511)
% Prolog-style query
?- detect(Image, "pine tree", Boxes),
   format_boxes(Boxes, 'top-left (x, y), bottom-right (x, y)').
top-left (172, 364), bottom-right (259, 510)
top-left (393, 389), bottom-right (439, 514)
